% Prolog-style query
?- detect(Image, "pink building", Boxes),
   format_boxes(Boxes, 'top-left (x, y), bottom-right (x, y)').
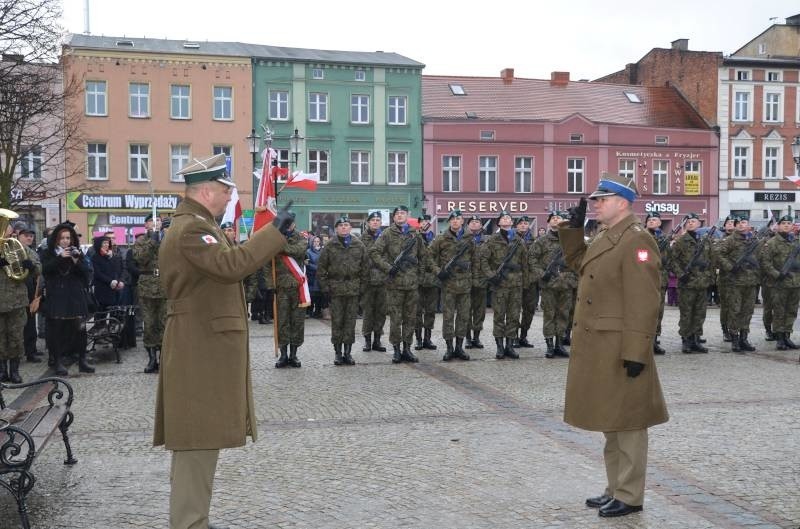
top-left (423, 70), bottom-right (719, 231)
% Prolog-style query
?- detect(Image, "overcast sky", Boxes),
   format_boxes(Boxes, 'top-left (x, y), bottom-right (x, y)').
top-left (61, 0), bottom-right (799, 80)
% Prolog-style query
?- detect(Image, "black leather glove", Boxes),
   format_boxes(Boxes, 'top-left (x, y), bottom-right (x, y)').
top-left (567, 197), bottom-right (587, 228)
top-left (623, 360), bottom-right (645, 378)
top-left (22, 259), bottom-right (35, 271)
top-left (0, 256), bottom-right (8, 267)
top-left (149, 229), bottom-right (161, 242)
top-left (161, 217), bottom-right (171, 229)
top-left (436, 269), bottom-right (450, 281)
top-left (388, 264), bottom-right (400, 277)
top-left (271, 200), bottom-right (295, 235)
top-left (541, 271), bottom-right (553, 283)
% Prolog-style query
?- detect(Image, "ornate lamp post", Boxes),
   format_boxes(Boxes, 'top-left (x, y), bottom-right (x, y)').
top-left (288, 128), bottom-right (304, 169)
top-left (246, 128), bottom-right (261, 208)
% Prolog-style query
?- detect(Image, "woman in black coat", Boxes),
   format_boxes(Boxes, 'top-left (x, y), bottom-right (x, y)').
top-left (41, 223), bottom-right (95, 375)
top-left (90, 235), bottom-right (124, 311)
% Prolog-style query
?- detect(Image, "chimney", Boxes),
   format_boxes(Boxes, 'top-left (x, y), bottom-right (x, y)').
top-left (550, 71), bottom-right (570, 87)
top-left (671, 38), bottom-right (689, 51)
top-left (501, 68), bottom-right (514, 84)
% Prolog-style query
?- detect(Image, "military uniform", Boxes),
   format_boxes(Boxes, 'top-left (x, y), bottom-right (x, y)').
top-left (360, 220), bottom-right (387, 352)
top-left (713, 228), bottom-right (736, 342)
top-left (414, 222), bottom-right (439, 350)
top-left (0, 244), bottom-right (39, 383)
top-left (516, 226), bottom-right (537, 348)
top-left (669, 225), bottom-right (714, 353)
top-left (133, 232), bottom-right (167, 372)
top-left (467, 221), bottom-right (488, 349)
top-left (759, 223), bottom-right (800, 351)
top-left (645, 223), bottom-right (670, 354)
top-left (715, 229), bottom-right (760, 351)
top-left (266, 230), bottom-right (309, 367)
top-left (758, 231), bottom-right (777, 340)
top-left (317, 230), bottom-right (368, 365)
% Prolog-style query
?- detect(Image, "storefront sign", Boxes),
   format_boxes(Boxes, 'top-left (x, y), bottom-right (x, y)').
top-left (684, 172), bottom-right (700, 195)
top-left (754, 192), bottom-right (795, 202)
top-left (644, 201), bottom-right (682, 216)
top-left (442, 200), bottom-right (530, 213)
top-left (67, 192), bottom-right (182, 212)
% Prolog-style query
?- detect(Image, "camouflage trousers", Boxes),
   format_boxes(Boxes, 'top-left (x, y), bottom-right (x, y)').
top-left (770, 287), bottom-right (800, 333)
top-left (140, 296), bottom-right (166, 348)
top-left (725, 284), bottom-right (757, 332)
top-left (518, 285), bottom-right (538, 336)
top-left (387, 288), bottom-right (418, 345)
top-left (361, 284), bottom-right (386, 337)
top-left (656, 286), bottom-right (667, 336)
top-left (441, 289), bottom-right (470, 340)
top-left (277, 287), bottom-right (306, 346)
top-left (0, 307), bottom-right (26, 360)
top-left (469, 286), bottom-right (487, 333)
top-left (540, 288), bottom-right (572, 338)
top-left (761, 284), bottom-right (774, 329)
top-left (677, 287), bottom-right (708, 337)
top-left (491, 287), bottom-right (521, 338)
top-left (718, 281), bottom-right (733, 328)
top-left (416, 286), bottom-right (439, 330)
top-left (330, 295), bottom-right (359, 345)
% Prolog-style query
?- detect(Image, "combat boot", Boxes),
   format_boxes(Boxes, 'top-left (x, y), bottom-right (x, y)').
top-left (472, 331), bottom-right (484, 349)
top-left (442, 339), bottom-right (454, 361)
top-left (553, 336), bottom-right (569, 358)
top-left (784, 333), bottom-right (799, 349)
top-left (78, 349), bottom-right (95, 374)
top-left (26, 351), bottom-right (41, 363)
top-left (517, 332), bottom-right (533, 348)
top-left (362, 334), bottom-right (372, 352)
top-left (454, 337), bottom-right (469, 360)
top-left (342, 344), bottom-right (355, 365)
top-left (729, 332), bottom-right (741, 353)
top-left (739, 331), bottom-right (755, 352)
top-left (776, 332), bottom-right (788, 351)
top-left (690, 335), bottom-right (708, 353)
top-left (504, 337), bottom-right (519, 359)
top-left (464, 330), bottom-right (474, 349)
top-left (401, 342), bottom-right (418, 363)
top-left (562, 328), bottom-right (572, 346)
top-left (144, 347), bottom-right (158, 373)
top-left (422, 328), bottom-right (437, 350)
top-left (697, 335), bottom-right (707, 343)
top-left (545, 337), bottom-right (556, 359)
top-left (495, 337), bottom-right (505, 359)
top-left (392, 344), bottom-right (402, 363)
top-left (414, 329), bottom-right (424, 350)
top-left (0, 360), bottom-right (8, 383)
top-left (653, 337), bottom-right (665, 355)
top-left (288, 345), bottom-right (302, 367)
top-left (681, 337), bottom-right (693, 353)
top-left (722, 325), bottom-right (732, 342)
top-left (372, 334), bottom-right (387, 352)
top-left (8, 358), bottom-right (22, 384)
top-left (334, 343), bottom-right (343, 365)
top-left (765, 324), bottom-right (776, 341)
top-left (275, 346), bottom-right (289, 368)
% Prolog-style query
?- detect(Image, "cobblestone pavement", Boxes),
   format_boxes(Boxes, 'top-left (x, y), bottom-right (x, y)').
top-left (1, 305), bottom-right (798, 529)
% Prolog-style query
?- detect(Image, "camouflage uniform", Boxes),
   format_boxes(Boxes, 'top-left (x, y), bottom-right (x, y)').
top-left (414, 230), bottom-right (439, 350)
top-left (647, 227), bottom-right (670, 354)
top-left (467, 230), bottom-right (488, 348)
top-left (669, 231), bottom-right (714, 351)
top-left (715, 231), bottom-right (760, 350)
top-left (517, 230), bottom-right (538, 347)
top-left (759, 231), bottom-right (800, 348)
top-left (713, 232), bottom-right (735, 341)
top-left (481, 229), bottom-right (527, 358)
top-left (317, 234), bottom-right (368, 348)
top-left (0, 246), bottom-right (39, 382)
top-left (360, 227), bottom-right (387, 350)
top-left (266, 231), bottom-right (309, 350)
top-left (133, 234), bottom-right (166, 350)
top-left (758, 232), bottom-right (777, 339)
top-left (429, 228), bottom-right (473, 359)
top-left (529, 230), bottom-right (577, 357)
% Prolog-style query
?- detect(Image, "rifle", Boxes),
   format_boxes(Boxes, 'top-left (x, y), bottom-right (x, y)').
top-left (437, 237), bottom-right (471, 281)
top-left (679, 225), bottom-right (717, 282)
top-left (388, 234), bottom-right (418, 278)
top-left (487, 232), bottom-right (524, 287)
top-left (779, 239), bottom-right (800, 279)
top-left (730, 219), bottom-right (775, 274)
top-left (540, 247), bottom-right (565, 283)
top-left (657, 218), bottom-right (686, 255)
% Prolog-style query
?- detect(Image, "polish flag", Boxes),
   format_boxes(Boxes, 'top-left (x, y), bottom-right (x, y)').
top-left (252, 149), bottom-right (287, 232)
top-left (785, 174), bottom-right (800, 187)
top-left (221, 186), bottom-right (242, 226)
top-left (284, 170), bottom-right (319, 191)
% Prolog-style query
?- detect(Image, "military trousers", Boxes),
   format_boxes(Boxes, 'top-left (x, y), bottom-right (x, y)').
top-left (416, 286), bottom-right (439, 330)
top-left (24, 307), bottom-right (38, 356)
top-left (677, 287), bottom-right (707, 337)
top-left (725, 284), bottom-right (757, 332)
top-left (762, 284), bottom-right (774, 329)
top-left (330, 294), bottom-right (359, 345)
top-left (519, 285), bottom-right (538, 336)
top-left (718, 280), bottom-right (733, 328)
top-left (656, 285), bottom-right (667, 336)
top-left (387, 288), bottom-right (418, 345)
top-left (170, 448), bottom-right (219, 529)
top-left (0, 307), bottom-right (26, 360)
top-left (361, 284), bottom-right (386, 337)
top-left (441, 289), bottom-right (471, 340)
top-left (770, 287), bottom-right (800, 333)
top-left (540, 287), bottom-right (572, 338)
top-left (603, 429), bottom-right (648, 506)
top-left (491, 286), bottom-right (521, 338)
top-left (468, 286), bottom-right (487, 333)
top-left (140, 296), bottom-right (167, 348)
top-left (276, 287), bottom-right (306, 346)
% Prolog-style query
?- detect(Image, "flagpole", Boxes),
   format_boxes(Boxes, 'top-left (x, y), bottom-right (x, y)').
top-left (272, 153), bottom-right (280, 358)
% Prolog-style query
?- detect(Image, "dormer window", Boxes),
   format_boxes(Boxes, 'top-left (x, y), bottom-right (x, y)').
top-left (569, 133), bottom-right (584, 144)
top-left (449, 84), bottom-right (466, 96)
top-left (624, 92), bottom-right (642, 103)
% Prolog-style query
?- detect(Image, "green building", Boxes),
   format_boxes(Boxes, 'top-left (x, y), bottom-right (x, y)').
top-left (249, 45), bottom-right (424, 233)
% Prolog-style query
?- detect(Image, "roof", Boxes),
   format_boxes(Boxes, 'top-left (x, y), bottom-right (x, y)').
top-left (65, 34), bottom-right (424, 68)
top-left (422, 75), bottom-right (710, 129)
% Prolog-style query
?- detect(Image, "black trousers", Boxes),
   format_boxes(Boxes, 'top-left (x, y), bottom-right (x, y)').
top-left (24, 309), bottom-right (38, 355)
top-left (46, 318), bottom-right (86, 360)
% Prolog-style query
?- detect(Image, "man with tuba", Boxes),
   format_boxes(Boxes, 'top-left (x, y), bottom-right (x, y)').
top-left (0, 209), bottom-right (39, 383)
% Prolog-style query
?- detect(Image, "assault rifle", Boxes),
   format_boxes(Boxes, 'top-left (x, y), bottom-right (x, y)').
top-left (731, 219), bottom-right (775, 274)
top-left (657, 218), bottom-right (686, 255)
top-left (437, 238), bottom-right (471, 281)
top-left (541, 247), bottom-right (565, 283)
top-left (779, 240), bottom-right (800, 279)
top-left (679, 225), bottom-right (717, 283)
top-left (486, 230), bottom-right (527, 287)
top-left (388, 234), bottom-right (419, 278)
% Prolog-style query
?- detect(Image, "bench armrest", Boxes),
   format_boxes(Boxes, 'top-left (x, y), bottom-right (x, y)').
top-left (0, 377), bottom-right (75, 410)
top-left (0, 422), bottom-right (36, 470)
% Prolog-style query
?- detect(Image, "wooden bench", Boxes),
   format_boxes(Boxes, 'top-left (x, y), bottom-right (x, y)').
top-left (0, 377), bottom-right (77, 529)
top-left (86, 305), bottom-right (135, 363)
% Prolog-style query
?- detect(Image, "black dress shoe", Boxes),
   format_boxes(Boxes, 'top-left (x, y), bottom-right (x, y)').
top-left (598, 499), bottom-right (643, 517)
top-left (585, 494), bottom-right (613, 508)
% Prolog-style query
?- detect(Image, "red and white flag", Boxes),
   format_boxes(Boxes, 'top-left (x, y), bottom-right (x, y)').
top-left (221, 186), bottom-right (242, 226)
top-left (284, 170), bottom-right (320, 191)
top-left (252, 148), bottom-right (288, 233)
top-left (785, 174), bottom-right (800, 187)
top-left (281, 255), bottom-right (311, 307)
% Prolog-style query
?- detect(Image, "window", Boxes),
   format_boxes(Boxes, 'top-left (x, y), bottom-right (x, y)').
top-left (736, 70), bottom-right (750, 81)
top-left (85, 80), bottom-right (107, 116)
top-left (87, 143), bottom-right (107, 180)
top-left (624, 92), bottom-right (642, 103)
top-left (655, 135), bottom-right (669, 145)
top-left (479, 156), bottom-right (497, 192)
top-left (567, 158), bottom-right (584, 193)
top-left (734, 91), bottom-right (750, 121)
top-left (569, 133), bottom-right (583, 143)
top-left (388, 151), bottom-right (407, 185)
top-left (733, 146), bottom-right (749, 178)
top-left (442, 156), bottom-right (460, 192)
top-left (449, 84), bottom-right (465, 95)
top-left (653, 160), bottom-right (668, 195)
top-left (308, 150), bottom-right (329, 183)
top-left (170, 85), bottom-right (190, 119)
top-left (758, 43), bottom-right (767, 55)
top-left (275, 148), bottom-right (289, 179)
top-left (350, 151), bottom-right (370, 184)
top-left (170, 145), bottom-right (191, 182)
top-left (309, 92), bottom-right (328, 122)
top-left (269, 90), bottom-right (289, 120)
top-left (480, 130), bottom-right (495, 141)
top-left (129, 82), bottom-right (149, 118)
top-left (618, 159), bottom-right (636, 182)
top-left (764, 92), bottom-right (781, 122)
top-left (388, 96), bottom-right (407, 125)
top-left (351, 94), bottom-right (370, 124)
top-left (515, 157), bottom-right (532, 193)
top-left (212, 145), bottom-right (231, 157)
top-left (312, 68), bottom-right (324, 79)
top-left (129, 144), bottom-right (149, 181)
top-left (19, 147), bottom-right (42, 179)
top-left (764, 146), bottom-right (780, 179)
top-left (355, 70), bottom-right (366, 81)
top-left (213, 86), bottom-right (232, 120)
top-left (767, 71), bottom-right (781, 82)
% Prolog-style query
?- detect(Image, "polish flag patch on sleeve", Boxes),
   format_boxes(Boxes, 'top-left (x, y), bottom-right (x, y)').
top-left (201, 234), bottom-right (218, 244)
top-left (636, 248), bottom-right (650, 262)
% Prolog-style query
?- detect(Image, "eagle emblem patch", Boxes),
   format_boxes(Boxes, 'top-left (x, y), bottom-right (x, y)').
top-left (636, 249), bottom-right (650, 262)
top-left (201, 234), bottom-right (218, 244)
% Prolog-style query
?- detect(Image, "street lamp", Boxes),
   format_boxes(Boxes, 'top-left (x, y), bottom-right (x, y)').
top-left (246, 128), bottom-right (261, 208)
top-left (289, 128), bottom-right (304, 168)
top-left (791, 135), bottom-right (800, 174)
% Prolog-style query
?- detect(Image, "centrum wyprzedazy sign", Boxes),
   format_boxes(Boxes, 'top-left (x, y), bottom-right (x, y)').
top-left (67, 192), bottom-right (182, 212)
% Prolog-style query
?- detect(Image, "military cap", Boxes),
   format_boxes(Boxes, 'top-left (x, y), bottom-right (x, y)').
top-left (645, 211), bottom-right (661, 221)
top-left (778, 215), bottom-right (794, 223)
top-left (684, 212), bottom-right (700, 220)
top-left (589, 171), bottom-right (639, 202)
top-left (496, 210), bottom-right (512, 222)
top-left (723, 215), bottom-right (735, 224)
top-left (220, 221), bottom-right (234, 230)
top-left (467, 214), bottom-right (481, 223)
top-left (547, 211), bottom-right (565, 222)
top-left (334, 216), bottom-right (350, 227)
top-left (145, 213), bottom-right (154, 222)
top-left (514, 215), bottom-right (531, 226)
top-left (447, 209), bottom-right (462, 220)
top-left (367, 211), bottom-right (381, 221)
top-left (418, 214), bottom-right (432, 222)
top-left (733, 214), bottom-right (749, 225)
top-left (177, 153), bottom-right (235, 187)
top-left (391, 205), bottom-right (409, 217)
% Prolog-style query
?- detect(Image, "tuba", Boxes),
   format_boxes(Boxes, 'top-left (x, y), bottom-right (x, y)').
top-left (0, 208), bottom-right (30, 281)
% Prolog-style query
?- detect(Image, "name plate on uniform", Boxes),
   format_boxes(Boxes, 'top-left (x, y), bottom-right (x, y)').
top-left (754, 192), bottom-right (795, 202)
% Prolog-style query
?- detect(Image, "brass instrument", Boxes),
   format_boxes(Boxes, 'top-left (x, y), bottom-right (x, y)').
top-left (0, 208), bottom-right (30, 281)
